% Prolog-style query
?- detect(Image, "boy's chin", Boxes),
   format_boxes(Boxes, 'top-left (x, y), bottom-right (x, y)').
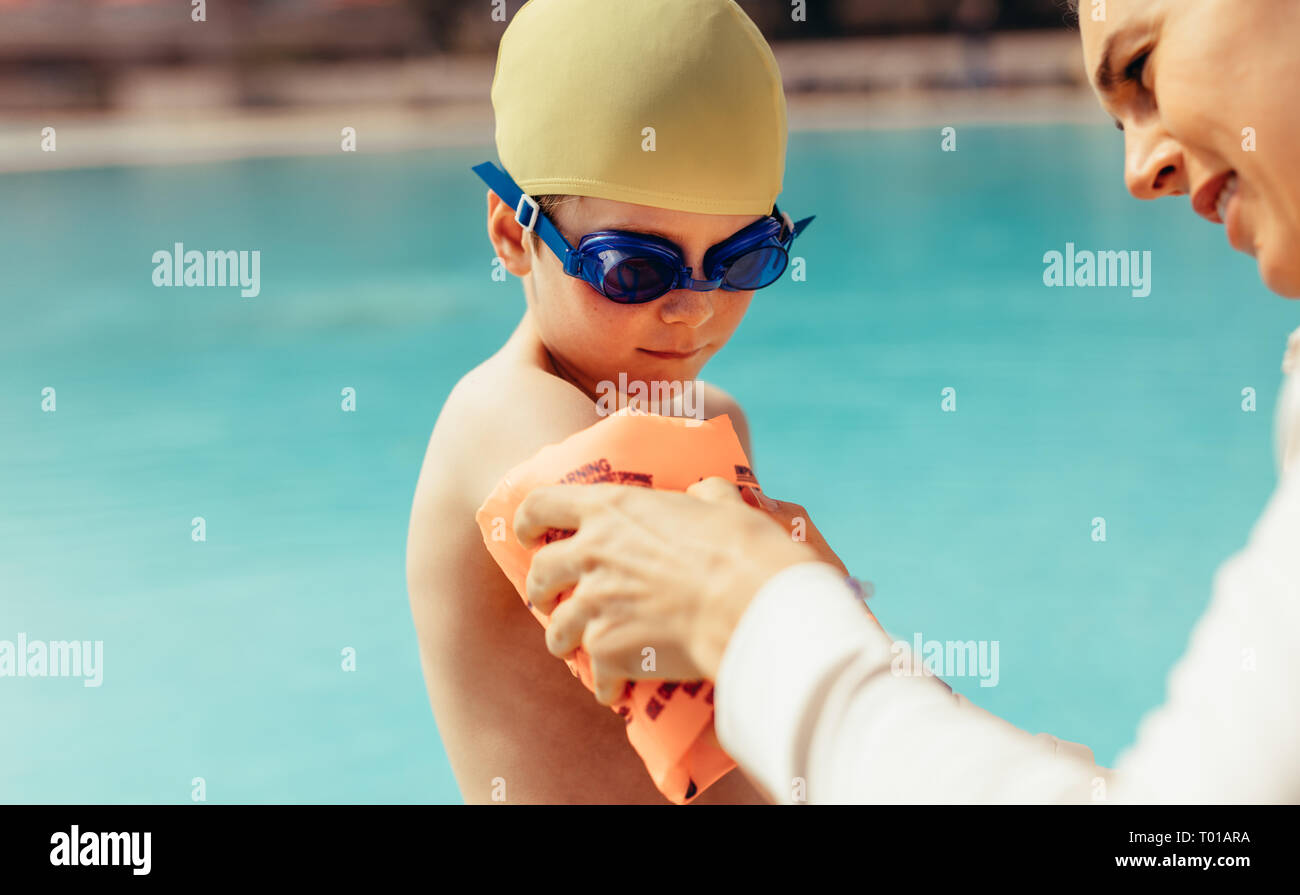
top-left (600, 359), bottom-right (712, 390)
top-left (623, 355), bottom-right (707, 380)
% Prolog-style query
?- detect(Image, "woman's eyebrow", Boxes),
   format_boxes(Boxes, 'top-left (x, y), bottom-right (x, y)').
top-left (1094, 32), bottom-right (1127, 96)
top-left (1093, 19), bottom-right (1160, 98)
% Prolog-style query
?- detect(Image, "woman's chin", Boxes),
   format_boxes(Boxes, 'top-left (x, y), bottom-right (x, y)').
top-left (1258, 246), bottom-right (1300, 299)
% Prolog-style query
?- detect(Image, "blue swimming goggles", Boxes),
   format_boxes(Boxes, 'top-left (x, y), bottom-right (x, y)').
top-left (472, 161), bottom-right (814, 304)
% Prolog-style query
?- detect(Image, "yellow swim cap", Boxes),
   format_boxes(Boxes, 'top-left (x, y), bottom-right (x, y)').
top-left (491, 0), bottom-right (788, 216)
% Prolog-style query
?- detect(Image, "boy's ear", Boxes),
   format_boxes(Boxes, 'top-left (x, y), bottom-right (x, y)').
top-left (486, 189), bottom-right (533, 277)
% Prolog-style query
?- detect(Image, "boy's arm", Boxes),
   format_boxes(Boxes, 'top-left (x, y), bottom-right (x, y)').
top-left (407, 371), bottom-right (768, 803)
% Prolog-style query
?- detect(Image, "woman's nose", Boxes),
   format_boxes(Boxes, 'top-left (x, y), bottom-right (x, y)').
top-left (1124, 124), bottom-right (1188, 200)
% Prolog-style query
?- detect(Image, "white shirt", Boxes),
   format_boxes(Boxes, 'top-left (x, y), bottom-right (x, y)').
top-left (715, 328), bottom-right (1300, 804)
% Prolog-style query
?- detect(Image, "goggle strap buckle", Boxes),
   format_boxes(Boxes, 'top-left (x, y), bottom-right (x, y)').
top-left (514, 194), bottom-right (540, 233)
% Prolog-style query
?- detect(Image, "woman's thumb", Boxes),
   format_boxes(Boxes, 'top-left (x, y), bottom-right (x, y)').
top-left (686, 476), bottom-right (748, 506)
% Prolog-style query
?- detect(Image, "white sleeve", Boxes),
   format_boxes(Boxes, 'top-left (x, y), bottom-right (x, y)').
top-left (1107, 468), bottom-right (1300, 803)
top-left (714, 563), bottom-right (1103, 803)
top-left (714, 469), bottom-right (1300, 803)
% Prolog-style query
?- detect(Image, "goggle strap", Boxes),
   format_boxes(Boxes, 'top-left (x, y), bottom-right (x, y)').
top-left (471, 160), bottom-right (577, 269)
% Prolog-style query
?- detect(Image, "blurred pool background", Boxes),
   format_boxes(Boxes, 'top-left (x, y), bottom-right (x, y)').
top-left (1, 124), bottom-right (1295, 803)
top-left (2, 0), bottom-right (1298, 804)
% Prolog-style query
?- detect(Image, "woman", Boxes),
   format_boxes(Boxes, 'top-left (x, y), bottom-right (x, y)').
top-left (1076, 0), bottom-right (1300, 298)
top-left (513, 0), bottom-right (1300, 802)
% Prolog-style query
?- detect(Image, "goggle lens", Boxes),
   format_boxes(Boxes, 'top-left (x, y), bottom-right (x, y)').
top-left (721, 245), bottom-right (788, 290)
top-left (602, 256), bottom-right (675, 303)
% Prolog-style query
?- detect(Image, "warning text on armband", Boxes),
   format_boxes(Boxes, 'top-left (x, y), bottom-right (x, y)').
top-left (557, 458), bottom-right (653, 487)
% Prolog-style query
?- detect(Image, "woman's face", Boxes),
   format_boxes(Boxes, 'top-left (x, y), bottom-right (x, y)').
top-left (490, 192), bottom-right (760, 395)
top-left (1078, 0), bottom-right (1300, 296)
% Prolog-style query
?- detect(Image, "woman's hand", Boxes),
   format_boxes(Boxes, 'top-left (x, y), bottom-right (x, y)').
top-left (514, 477), bottom-right (841, 701)
top-left (738, 485), bottom-right (849, 576)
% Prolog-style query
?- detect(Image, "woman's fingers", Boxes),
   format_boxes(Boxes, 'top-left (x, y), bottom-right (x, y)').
top-left (549, 595), bottom-right (627, 705)
top-left (592, 669), bottom-right (627, 707)
top-left (686, 475), bottom-right (748, 505)
top-left (514, 486), bottom-right (579, 547)
top-left (545, 589), bottom-right (597, 658)
top-left (514, 484), bottom-right (624, 548)
top-left (525, 482), bottom-right (839, 697)
top-left (525, 536), bottom-right (585, 616)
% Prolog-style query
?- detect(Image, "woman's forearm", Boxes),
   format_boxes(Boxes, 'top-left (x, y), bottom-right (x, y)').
top-left (716, 562), bottom-right (1106, 803)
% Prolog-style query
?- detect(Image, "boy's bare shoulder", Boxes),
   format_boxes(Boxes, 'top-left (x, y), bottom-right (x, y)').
top-left (418, 359), bottom-right (753, 504)
top-left (425, 355), bottom-right (603, 505)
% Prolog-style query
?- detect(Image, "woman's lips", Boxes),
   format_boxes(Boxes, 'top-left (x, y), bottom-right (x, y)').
top-left (638, 347), bottom-right (703, 360)
top-left (1192, 170), bottom-right (1235, 224)
top-left (1192, 170), bottom-right (1252, 255)
top-left (1223, 188), bottom-right (1252, 255)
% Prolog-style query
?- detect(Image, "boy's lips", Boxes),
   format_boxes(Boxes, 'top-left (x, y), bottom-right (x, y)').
top-left (638, 347), bottom-right (703, 360)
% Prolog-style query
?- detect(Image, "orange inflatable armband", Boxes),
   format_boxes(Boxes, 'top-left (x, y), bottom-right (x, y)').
top-left (475, 409), bottom-right (762, 804)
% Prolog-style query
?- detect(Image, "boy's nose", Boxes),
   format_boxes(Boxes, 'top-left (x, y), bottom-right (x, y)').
top-left (657, 286), bottom-right (714, 328)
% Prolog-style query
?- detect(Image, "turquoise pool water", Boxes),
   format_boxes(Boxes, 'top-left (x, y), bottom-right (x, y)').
top-left (1, 127), bottom-right (1295, 803)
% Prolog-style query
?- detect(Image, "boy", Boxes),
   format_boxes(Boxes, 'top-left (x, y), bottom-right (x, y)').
top-left (406, 0), bottom-right (816, 803)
